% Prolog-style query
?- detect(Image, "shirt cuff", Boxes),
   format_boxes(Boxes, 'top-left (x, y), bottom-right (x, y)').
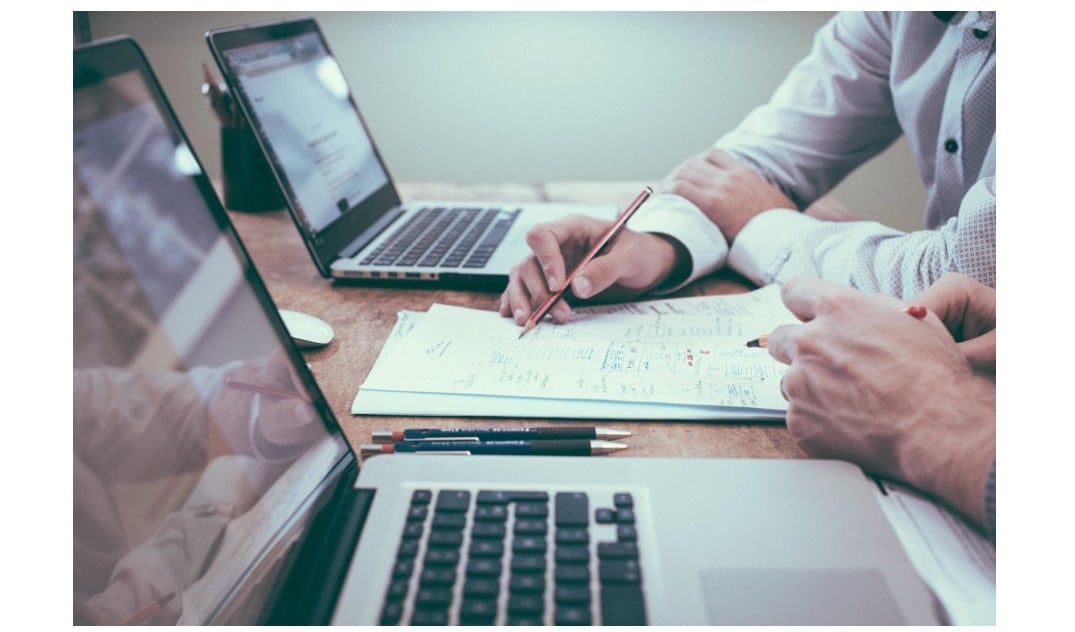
top-left (626, 193), bottom-right (729, 294)
top-left (728, 209), bottom-right (820, 286)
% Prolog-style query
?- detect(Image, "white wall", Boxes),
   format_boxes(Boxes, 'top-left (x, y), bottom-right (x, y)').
top-left (88, 11), bottom-right (927, 231)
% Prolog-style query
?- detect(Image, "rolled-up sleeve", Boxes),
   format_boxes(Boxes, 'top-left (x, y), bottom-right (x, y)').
top-left (727, 177), bottom-right (995, 299)
top-left (627, 193), bottom-right (729, 293)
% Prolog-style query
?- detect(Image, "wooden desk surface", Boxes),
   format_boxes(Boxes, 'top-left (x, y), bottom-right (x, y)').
top-left (228, 182), bottom-right (805, 461)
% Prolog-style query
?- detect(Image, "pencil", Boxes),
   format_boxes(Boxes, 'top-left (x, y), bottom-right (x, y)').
top-left (745, 334), bottom-right (768, 349)
top-left (361, 439), bottom-right (629, 456)
top-left (224, 377), bottom-right (308, 401)
top-left (745, 304), bottom-right (931, 348)
top-left (120, 591), bottom-right (175, 625)
top-left (518, 187), bottom-right (653, 339)
top-left (372, 426), bottom-right (632, 442)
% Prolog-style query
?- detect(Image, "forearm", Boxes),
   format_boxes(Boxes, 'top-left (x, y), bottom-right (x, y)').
top-left (715, 12), bottom-right (902, 207)
top-left (729, 178), bottom-right (996, 299)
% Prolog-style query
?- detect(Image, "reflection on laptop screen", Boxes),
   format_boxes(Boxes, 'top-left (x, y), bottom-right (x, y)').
top-left (73, 42), bottom-right (348, 625)
top-left (221, 32), bottom-right (389, 236)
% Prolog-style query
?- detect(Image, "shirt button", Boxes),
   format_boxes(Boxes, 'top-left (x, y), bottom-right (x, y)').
top-left (944, 138), bottom-right (959, 153)
top-left (973, 28), bottom-right (990, 39)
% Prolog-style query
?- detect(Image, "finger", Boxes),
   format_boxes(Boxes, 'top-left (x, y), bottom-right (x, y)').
top-left (526, 216), bottom-right (596, 292)
top-left (777, 276), bottom-right (839, 323)
top-left (504, 261), bottom-right (541, 324)
top-left (957, 330), bottom-right (996, 375)
top-left (764, 323), bottom-right (802, 365)
top-left (911, 272), bottom-right (996, 339)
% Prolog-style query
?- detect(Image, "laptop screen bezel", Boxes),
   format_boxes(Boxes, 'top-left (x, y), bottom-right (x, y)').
top-left (73, 36), bottom-right (358, 624)
top-left (206, 17), bottom-right (404, 278)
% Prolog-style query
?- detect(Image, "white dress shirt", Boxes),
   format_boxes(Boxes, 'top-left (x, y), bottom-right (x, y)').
top-left (630, 11), bottom-right (996, 299)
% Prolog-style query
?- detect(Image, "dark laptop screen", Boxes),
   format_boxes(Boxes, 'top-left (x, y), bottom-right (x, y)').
top-left (73, 38), bottom-right (349, 625)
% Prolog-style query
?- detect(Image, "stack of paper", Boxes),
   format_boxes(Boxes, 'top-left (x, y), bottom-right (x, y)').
top-left (352, 285), bottom-right (799, 420)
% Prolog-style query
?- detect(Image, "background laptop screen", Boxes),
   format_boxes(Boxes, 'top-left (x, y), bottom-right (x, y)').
top-left (218, 29), bottom-right (390, 237)
top-left (74, 40), bottom-right (349, 625)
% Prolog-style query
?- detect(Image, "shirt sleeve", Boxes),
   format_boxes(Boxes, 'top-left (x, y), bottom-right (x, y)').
top-left (626, 193), bottom-right (729, 293)
top-left (715, 11), bottom-right (903, 208)
top-left (726, 177), bottom-right (996, 299)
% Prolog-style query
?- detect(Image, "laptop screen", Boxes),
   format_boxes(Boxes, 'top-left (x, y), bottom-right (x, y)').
top-left (73, 38), bottom-right (350, 625)
top-left (210, 19), bottom-right (402, 274)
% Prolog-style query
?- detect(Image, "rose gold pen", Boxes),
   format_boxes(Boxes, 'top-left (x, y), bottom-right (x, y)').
top-left (518, 186), bottom-right (653, 339)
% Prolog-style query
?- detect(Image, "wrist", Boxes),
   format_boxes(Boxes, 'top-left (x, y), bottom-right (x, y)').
top-left (906, 377), bottom-right (996, 527)
top-left (646, 233), bottom-right (691, 293)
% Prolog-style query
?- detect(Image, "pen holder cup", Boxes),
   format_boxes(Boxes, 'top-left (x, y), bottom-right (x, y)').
top-left (221, 122), bottom-right (285, 213)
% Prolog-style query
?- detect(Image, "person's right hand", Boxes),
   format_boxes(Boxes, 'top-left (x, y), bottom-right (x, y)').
top-left (910, 272), bottom-right (996, 376)
top-left (499, 214), bottom-right (682, 325)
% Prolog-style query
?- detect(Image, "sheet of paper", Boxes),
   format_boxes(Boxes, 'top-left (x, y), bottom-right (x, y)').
top-left (356, 287), bottom-right (796, 416)
top-left (875, 480), bottom-right (996, 625)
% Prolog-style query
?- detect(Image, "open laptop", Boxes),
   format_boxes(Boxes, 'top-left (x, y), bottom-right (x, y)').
top-left (205, 16), bottom-right (616, 286)
top-left (74, 36), bottom-right (943, 626)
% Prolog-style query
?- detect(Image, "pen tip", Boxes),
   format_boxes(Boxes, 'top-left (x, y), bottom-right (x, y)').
top-left (591, 440), bottom-right (629, 455)
top-left (517, 323), bottom-right (534, 339)
top-left (596, 428), bottom-right (632, 439)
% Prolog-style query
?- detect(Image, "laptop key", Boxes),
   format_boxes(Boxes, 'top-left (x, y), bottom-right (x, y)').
top-left (410, 609), bottom-right (449, 626)
top-left (435, 490), bottom-right (471, 512)
top-left (599, 559), bottom-right (642, 585)
top-left (465, 558), bottom-right (502, 577)
top-left (597, 541), bottom-right (638, 559)
top-left (459, 599), bottom-right (497, 625)
top-left (554, 585), bottom-right (592, 605)
top-left (600, 584), bottom-right (647, 625)
top-left (510, 554), bottom-right (546, 574)
top-left (554, 565), bottom-right (590, 584)
top-left (555, 492), bottom-right (589, 527)
top-left (468, 540), bottom-right (504, 558)
top-left (509, 574), bottom-right (545, 594)
top-left (555, 546), bottom-right (590, 564)
top-left (508, 594), bottom-right (544, 616)
top-left (463, 577), bottom-right (500, 599)
top-left (555, 606), bottom-right (592, 626)
top-left (380, 601), bottom-right (403, 625)
top-left (476, 490), bottom-right (549, 505)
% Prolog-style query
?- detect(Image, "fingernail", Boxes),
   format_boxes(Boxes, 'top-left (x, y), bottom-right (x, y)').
top-left (573, 276), bottom-right (592, 298)
top-left (513, 308), bottom-right (525, 323)
top-left (547, 275), bottom-right (559, 292)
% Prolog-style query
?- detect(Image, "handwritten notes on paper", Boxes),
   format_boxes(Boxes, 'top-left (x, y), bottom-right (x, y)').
top-left (353, 286), bottom-right (798, 420)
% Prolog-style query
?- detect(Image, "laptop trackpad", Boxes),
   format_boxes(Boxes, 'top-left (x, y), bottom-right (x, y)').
top-left (700, 568), bottom-right (906, 625)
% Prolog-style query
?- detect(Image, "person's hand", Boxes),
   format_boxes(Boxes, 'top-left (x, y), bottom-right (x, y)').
top-left (210, 349), bottom-right (323, 460)
top-left (499, 214), bottom-right (684, 325)
top-left (910, 272), bottom-right (996, 376)
top-left (661, 148), bottom-right (796, 241)
top-left (765, 276), bottom-right (996, 528)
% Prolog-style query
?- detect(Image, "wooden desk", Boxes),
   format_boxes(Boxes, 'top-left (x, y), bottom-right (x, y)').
top-left (228, 182), bottom-right (805, 460)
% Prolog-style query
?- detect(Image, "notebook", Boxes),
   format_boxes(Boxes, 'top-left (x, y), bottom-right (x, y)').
top-left (205, 16), bottom-right (616, 287)
top-left (73, 36), bottom-right (942, 625)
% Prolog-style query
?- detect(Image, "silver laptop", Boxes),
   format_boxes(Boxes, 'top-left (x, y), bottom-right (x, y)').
top-left (73, 36), bottom-right (941, 626)
top-left (206, 17), bottom-right (615, 287)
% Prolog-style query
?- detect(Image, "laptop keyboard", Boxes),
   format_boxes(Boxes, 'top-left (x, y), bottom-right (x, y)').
top-left (379, 489), bottom-right (648, 626)
top-left (360, 207), bottom-right (521, 269)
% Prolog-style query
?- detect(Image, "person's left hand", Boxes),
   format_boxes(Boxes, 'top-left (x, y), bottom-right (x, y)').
top-left (661, 148), bottom-right (796, 241)
top-left (764, 276), bottom-right (996, 527)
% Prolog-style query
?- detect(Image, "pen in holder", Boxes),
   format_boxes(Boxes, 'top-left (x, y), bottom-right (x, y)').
top-left (202, 62), bottom-right (284, 213)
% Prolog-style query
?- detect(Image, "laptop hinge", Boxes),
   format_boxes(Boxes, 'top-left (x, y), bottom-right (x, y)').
top-left (264, 458), bottom-right (374, 625)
